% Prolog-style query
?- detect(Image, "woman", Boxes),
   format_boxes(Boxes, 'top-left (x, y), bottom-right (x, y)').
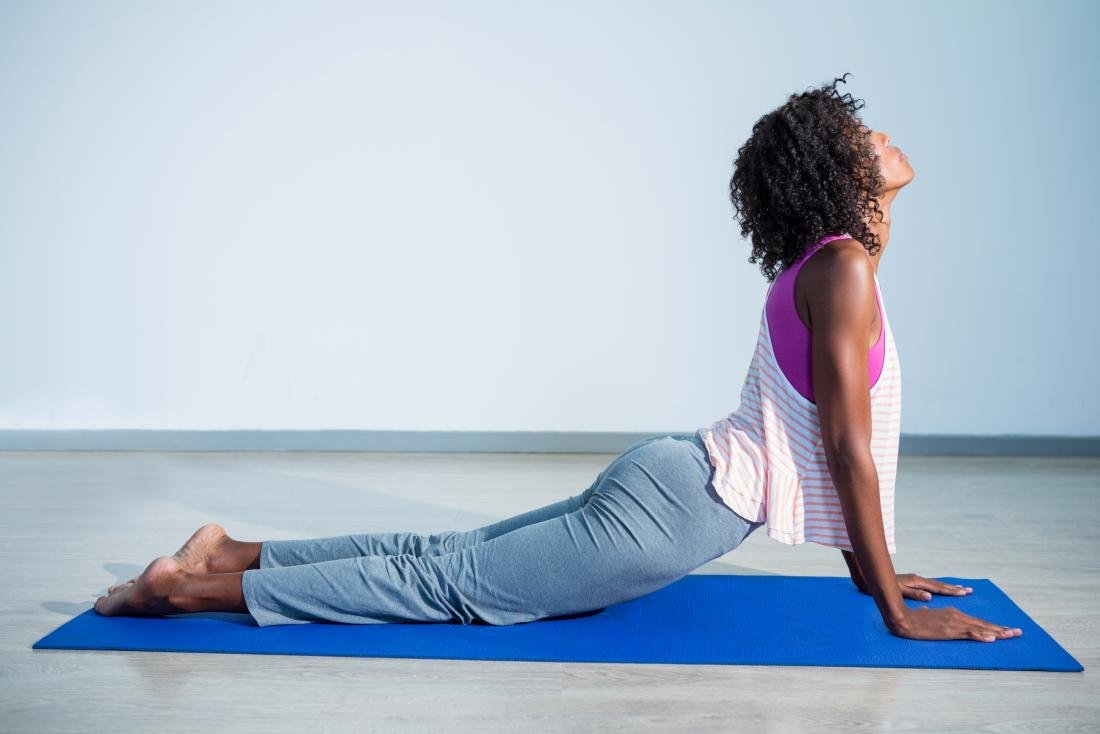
top-left (97, 73), bottom-right (1021, 643)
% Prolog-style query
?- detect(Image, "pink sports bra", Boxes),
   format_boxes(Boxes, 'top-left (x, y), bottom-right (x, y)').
top-left (765, 233), bottom-right (885, 403)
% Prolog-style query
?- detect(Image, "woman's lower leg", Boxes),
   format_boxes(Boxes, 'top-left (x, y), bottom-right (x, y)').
top-left (172, 571), bottom-right (249, 614)
top-left (212, 538), bottom-right (262, 573)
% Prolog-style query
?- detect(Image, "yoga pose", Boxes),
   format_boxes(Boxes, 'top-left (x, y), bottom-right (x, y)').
top-left (96, 73), bottom-right (1022, 643)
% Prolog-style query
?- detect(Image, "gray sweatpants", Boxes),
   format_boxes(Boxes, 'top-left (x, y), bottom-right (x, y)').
top-left (241, 431), bottom-right (764, 626)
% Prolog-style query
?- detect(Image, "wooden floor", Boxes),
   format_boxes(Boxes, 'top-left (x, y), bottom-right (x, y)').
top-left (2, 449), bottom-right (1096, 732)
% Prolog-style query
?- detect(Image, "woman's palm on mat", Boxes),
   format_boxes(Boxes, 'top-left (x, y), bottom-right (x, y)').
top-left (869, 573), bottom-right (1023, 643)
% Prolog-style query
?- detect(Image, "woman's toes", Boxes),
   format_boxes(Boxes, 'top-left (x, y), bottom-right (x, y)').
top-left (95, 582), bottom-right (136, 616)
top-left (95, 556), bottom-right (187, 617)
top-left (107, 577), bottom-right (138, 595)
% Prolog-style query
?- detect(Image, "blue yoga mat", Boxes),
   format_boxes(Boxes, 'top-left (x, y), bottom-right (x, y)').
top-left (33, 575), bottom-right (1082, 671)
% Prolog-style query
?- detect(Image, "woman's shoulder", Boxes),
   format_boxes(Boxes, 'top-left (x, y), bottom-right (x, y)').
top-left (797, 239), bottom-right (877, 334)
top-left (799, 237), bottom-right (871, 283)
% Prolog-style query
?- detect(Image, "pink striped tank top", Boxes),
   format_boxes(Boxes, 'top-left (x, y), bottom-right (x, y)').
top-left (696, 233), bottom-right (902, 553)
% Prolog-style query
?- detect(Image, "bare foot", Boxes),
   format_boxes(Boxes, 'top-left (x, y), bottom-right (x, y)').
top-left (171, 523), bottom-right (231, 574)
top-left (107, 523), bottom-right (230, 594)
top-left (94, 556), bottom-right (192, 617)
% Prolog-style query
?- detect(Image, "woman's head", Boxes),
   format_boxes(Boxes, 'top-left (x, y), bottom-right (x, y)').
top-left (730, 73), bottom-right (914, 282)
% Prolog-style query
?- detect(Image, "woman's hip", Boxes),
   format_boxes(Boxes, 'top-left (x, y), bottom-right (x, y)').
top-left (587, 431), bottom-right (761, 565)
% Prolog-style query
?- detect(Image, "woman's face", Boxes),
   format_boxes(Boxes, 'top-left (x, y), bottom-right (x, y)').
top-left (863, 123), bottom-right (915, 192)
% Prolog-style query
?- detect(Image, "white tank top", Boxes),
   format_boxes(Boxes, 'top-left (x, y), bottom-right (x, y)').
top-left (696, 271), bottom-right (902, 553)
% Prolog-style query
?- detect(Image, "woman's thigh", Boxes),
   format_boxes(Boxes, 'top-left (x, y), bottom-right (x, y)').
top-left (435, 434), bottom-right (760, 621)
top-left (451, 434), bottom-right (683, 543)
top-left (434, 434), bottom-right (688, 551)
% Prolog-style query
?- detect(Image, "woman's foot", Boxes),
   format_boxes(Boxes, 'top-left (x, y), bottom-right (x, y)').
top-left (107, 523), bottom-right (244, 595)
top-left (94, 556), bottom-right (193, 617)
top-left (95, 555), bottom-right (249, 617)
top-left (172, 522), bottom-right (232, 574)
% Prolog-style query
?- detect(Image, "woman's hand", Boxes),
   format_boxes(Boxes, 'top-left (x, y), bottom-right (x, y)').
top-left (856, 573), bottom-right (1023, 642)
top-left (889, 606), bottom-right (1023, 642)
top-left (853, 572), bottom-right (974, 601)
top-left (895, 573), bottom-right (972, 601)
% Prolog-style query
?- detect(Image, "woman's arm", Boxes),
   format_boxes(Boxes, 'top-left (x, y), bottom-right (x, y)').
top-left (806, 243), bottom-right (908, 631)
top-left (841, 549), bottom-right (869, 592)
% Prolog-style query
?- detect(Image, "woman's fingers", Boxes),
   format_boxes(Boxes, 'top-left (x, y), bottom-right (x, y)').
top-left (902, 576), bottom-right (972, 598)
top-left (920, 581), bottom-right (972, 596)
top-left (926, 581), bottom-right (1024, 640)
top-left (961, 611), bottom-right (1022, 640)
top-left (926, 581), bottom-right (968, 595)
top-left (974, 627), bottom-right (1022, 641)
top-left (938, 582), bottom-right (972, 595)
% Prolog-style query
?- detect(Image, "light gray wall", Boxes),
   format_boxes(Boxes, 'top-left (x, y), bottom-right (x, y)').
top-left (1, 0), bottom-right (1096, 437)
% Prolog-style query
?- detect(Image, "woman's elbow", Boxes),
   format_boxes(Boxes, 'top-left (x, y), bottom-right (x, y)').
top-left (823, 443), bottom-right (876, 477)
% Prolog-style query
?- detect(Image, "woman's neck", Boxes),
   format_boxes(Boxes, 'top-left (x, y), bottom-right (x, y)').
top-left (866, 191), bottom-right (897, 274)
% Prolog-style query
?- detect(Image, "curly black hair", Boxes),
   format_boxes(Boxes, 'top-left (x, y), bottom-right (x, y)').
top-left (730, 73), bottom-right (886, 282)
